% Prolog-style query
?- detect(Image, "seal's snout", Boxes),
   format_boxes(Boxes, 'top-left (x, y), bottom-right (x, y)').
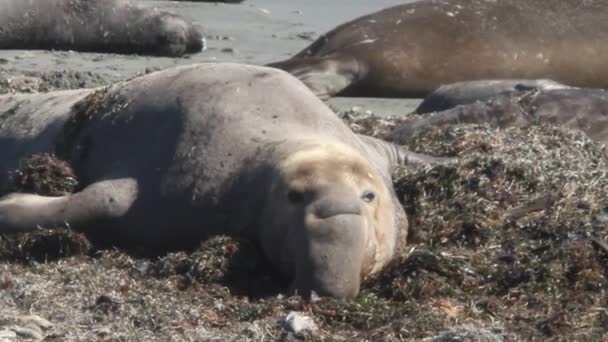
top-left (186, 26), bottom-right (205, 53)
top-left (311, 195), bottom-right (362, 219)
top-left (156, 14), bottom-right (204, 56)
top-left (293, 212), bottom-right (368, 299)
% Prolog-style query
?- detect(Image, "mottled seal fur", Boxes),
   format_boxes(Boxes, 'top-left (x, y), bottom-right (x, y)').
top-left (0, 0), bottom-right (204, 57)
top-left (391, 87), bottom-right (608, 145)
top-left (0, 63), bottom-right (449, 298)
top-left (268, 0), bottom-right (608, 99)
top-left (414, 79), bottom-right (572, 114)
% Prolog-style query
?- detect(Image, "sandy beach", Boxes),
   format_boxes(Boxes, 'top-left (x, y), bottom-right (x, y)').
top-left (0, 0), bottom-right (422, 114)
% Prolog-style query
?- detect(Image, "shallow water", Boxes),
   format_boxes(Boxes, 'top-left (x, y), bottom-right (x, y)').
top-left (0, 0), bottom-right (422, 115)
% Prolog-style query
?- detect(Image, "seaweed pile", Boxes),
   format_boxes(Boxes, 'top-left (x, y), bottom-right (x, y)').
top-left (0, 68), bottom-right (111, 94)
top-left (2, 112), bottom-right (608, 340)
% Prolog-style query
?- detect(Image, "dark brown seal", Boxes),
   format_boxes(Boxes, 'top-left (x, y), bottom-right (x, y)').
top-left (268, 0), bottom-right (608, 99)
top-left (0, 0), bottom-right (204, 57)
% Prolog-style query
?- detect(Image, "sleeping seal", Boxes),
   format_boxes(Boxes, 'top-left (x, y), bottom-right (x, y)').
top-left (414, 79), bottom-right (572, 114)
top-left (0, 63), bottom-right (448, 299)
top-left (268, 0), bottom-right (608, 99)
top-left (391, 87), bottom-right (608, 146)
top-left (0, 0), bottom-right (204, 57)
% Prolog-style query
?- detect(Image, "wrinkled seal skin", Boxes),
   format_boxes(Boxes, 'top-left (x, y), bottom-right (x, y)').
top-left (414, 79), bottom-right (572, 114)
top-left (391, 88), bottom-right (608, 146)
top-left (268, 0), bottom-right (608, 99)
top-left (0, 0), bottom-right (204, 57)
top-left (0, 63), bottom-right (452, 299)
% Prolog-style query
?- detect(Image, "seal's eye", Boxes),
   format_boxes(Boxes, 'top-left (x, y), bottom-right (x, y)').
top-left (362, 191), bottom-right (376, 203)
top-left (287, 190), bottom-right (305, 204)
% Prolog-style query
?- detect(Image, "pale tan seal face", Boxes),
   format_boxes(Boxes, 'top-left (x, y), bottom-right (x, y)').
top-left (259, 142), bottom-right (399, 299)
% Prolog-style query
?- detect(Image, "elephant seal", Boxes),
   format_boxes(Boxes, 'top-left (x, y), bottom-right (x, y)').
top-left (414, 79), bottom-right (572, 114)
top-left (390, 87), bottom-right (608, 146)
top-left (267, 0), bottom-right (608, 99)
top-left (0, 63), bottom-right (449, 299)
top-left (0, 0), bottom-right (204, 57)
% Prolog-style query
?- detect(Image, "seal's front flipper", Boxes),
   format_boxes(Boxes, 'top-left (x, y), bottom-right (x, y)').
top-left (0, 178), bottom-right (137, 234)
top-left (396, 148), bottom-right (458, 167)
top-left (267, 55), bottom-right (365, 100)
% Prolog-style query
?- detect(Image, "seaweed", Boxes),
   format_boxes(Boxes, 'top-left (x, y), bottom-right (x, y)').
top-left (53, 85), bottom-right (130, 159)
top-left (3, 112), bottom-right (608, 340)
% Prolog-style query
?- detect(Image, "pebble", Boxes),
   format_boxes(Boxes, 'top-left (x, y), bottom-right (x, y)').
top-left (10, 325), bottom-right (43, 340)
top-left (281, 311), bottom-right (317, 334)
top-left (15, 315), bottom-right (53, 329)
top-left (309, 291), bottom-right (322, 303)
top-left (0, 330), bottom-right (17, 342)
top-left (0, 315), bottom-right (53, 341)
top-left (296, 32), bottom-right (317, 41)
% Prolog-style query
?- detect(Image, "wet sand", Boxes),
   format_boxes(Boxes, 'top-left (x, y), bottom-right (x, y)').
top-left (0, 0), bottom-right (422, 114)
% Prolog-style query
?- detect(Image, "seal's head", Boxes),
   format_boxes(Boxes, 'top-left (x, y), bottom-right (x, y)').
top-left (152, 13), bottom-right (204, 56)
top-left (260, 142), bottom-right (403, 299)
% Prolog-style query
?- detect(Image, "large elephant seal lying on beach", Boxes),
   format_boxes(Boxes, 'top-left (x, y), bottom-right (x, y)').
top-left (268, 0), bottom-right (608, 99)
top-left (0, 63), bottom-right (448, 298)
top-left (0, 0), bottom-right (204, 57)
top-left (391, 87), bottom-right (608, 146)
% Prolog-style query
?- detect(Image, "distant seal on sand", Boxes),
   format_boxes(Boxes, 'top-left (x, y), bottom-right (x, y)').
top-left (414, 79), bottom-right (572, 114)
top-left (391, 87), bottom-right (608, 145)
top-left (0, 63), bottom-right (449, 298)
top-left (0, 0), bottom-right (204, 57)
top-left (268, 0), bottom-right (608, 99)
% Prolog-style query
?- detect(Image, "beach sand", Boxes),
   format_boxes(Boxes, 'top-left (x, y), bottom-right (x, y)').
top-left (0, 0), bottom-right (422, 114)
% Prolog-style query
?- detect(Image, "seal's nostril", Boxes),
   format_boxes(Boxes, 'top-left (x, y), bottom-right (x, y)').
top-left (287, 190), bottom-right (304, 204)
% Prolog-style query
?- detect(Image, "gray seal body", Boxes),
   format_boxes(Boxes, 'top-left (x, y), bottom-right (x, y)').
top-left (391, 88), bottom-right (608, 146)
top-left (414, 79), bottom-right (572, 114)
top-left (0, 63), bottom-right (449, 299)
top-left (0, 0), bottom-right (204, 56)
